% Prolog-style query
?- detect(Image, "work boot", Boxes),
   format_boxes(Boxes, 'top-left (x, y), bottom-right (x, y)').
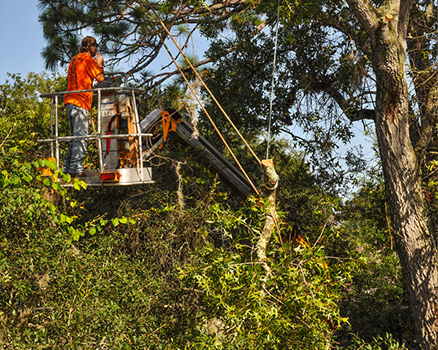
top-left (70, 172), bottom-right (87, 178)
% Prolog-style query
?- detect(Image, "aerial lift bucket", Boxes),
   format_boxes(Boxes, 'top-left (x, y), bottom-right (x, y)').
top-left (38, 73), bottom-right (154, 187)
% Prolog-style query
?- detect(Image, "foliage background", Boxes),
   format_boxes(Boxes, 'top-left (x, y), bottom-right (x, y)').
top-left (0, 73), bottom-right (414, 349)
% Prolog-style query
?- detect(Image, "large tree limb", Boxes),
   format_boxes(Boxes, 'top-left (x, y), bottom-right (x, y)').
top-left (407, 4), bottom-right (438, 155)
top-left (398, 0), bottom-right (417, 39)
top-left (328, 89), bottom-right (376, 122)
top-left (345, 0), bottom-right (379, 36)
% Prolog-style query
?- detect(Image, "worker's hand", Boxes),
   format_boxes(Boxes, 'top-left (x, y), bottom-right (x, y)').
top-left (95, 52), bottom-right (104, 69)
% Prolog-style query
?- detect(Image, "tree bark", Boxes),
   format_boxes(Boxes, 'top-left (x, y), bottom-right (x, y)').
top-left (368, 8), bottom-right (438, 350)
top-left (345, 0), bottom-right (438, 348)
top-left (257, 159), bottom-right (279, 276)
top-left (375, 76), bottom-right (438, 349)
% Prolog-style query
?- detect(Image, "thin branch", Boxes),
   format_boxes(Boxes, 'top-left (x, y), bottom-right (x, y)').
top-left (0, 127), bottom-right (13, 148)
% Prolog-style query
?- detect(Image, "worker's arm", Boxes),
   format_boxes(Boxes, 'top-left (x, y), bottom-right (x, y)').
top-left (95, 52), bottom-right (105, 83)
top-left (95, 71), bottom-right (105, 83)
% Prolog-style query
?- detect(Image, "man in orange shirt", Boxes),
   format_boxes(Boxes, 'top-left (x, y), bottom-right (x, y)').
top-left (63, 36), bottom-right (105, 177)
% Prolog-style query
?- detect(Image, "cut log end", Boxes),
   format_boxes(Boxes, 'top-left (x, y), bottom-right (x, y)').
top-left (261, 159), bottom-right (274, 167)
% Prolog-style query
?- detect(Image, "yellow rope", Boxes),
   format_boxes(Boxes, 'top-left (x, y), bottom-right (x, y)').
top-left (142, 0), bottom-right (262, 166)
top-left (139, 1), bottom-right (259, 195)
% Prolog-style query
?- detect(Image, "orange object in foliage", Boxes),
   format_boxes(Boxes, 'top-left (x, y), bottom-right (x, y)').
top-left (280, 223), bottom-right (329, 269)
top-left (37, 158), bottom-right (57, 181)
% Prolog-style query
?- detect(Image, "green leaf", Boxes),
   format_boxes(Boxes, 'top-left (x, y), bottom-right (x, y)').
top-left (112, 218), bottom-right (120, 227)
top-left (22, 173), bottom-right (33, 183)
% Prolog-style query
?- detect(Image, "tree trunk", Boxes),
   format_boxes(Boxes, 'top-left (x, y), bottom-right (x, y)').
top-left (372, 16), bottom-right (438, 350)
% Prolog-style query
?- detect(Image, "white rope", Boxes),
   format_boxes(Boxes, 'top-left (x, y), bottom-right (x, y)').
top-left (266, 0), bottom-right (281, 160)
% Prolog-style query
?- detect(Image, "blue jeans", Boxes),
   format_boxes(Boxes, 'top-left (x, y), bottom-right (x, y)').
top-left (63, 104), bottom-right (89, 174)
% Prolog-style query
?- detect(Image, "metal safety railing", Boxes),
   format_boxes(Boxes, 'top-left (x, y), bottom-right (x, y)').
top-left (38, 83), bottom-right (155, 186)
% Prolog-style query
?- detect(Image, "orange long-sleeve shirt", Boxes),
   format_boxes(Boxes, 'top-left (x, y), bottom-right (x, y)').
top-left (64, 52), bottom-right (103, 112)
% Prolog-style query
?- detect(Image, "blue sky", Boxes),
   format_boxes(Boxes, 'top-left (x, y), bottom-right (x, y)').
top-left (0, 1), bottom-right (48, 83)
top-left (0, 0), bottom-right (207, 84)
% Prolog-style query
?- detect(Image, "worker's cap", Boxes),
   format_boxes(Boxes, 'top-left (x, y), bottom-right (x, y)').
top-left (81, 36), bottom-right (97, 49)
